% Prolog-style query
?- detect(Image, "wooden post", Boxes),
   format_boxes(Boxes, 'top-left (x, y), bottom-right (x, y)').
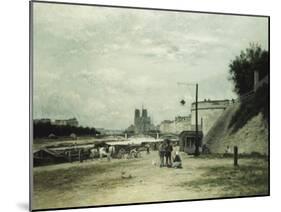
top-left (79, 149), bottom-right (83, 163)
top-left (69, 151), bottom-right (72, 163)
top-left (234, 146), bottom-right (238, 166)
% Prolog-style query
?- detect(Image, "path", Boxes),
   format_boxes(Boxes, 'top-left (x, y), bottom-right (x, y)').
top-left (32, 151), bottom-right (268, 210)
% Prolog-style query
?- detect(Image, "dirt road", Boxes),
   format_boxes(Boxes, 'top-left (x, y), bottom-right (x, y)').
top-left (33, 151), bottom-right (268, 210)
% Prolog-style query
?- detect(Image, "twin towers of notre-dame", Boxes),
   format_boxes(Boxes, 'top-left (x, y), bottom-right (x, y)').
top-left (134, 108), bottom-right (155, 134)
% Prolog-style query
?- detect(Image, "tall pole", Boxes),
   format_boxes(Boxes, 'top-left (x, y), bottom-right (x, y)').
top-left (194, 83), bottom-right (200, 156)
top-left (201, 117), bottom-right (203, 131)
top-left (177, 82), bottom-right (200, 156)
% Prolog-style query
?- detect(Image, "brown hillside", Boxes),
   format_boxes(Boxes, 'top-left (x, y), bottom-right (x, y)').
top-left (204, 97), bottom-right (268, 155)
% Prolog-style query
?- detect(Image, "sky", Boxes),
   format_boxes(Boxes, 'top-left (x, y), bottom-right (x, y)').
top-left (32, 2), bottom-right (268, 129)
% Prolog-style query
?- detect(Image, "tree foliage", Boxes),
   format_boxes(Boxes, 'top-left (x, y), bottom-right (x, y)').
top-left (33, 122), bottom-right (99, 138)
top-left (229, 83), bottom-right (269, 133)
top-left (229, 43), bottom-right (269, 95)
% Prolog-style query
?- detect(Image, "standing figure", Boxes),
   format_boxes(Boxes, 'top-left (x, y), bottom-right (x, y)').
top-left (225, 145), bottom-right (231, 154)
top-left (172, 143), bottom-right (179, 159)
top-left (146, 144), bottom-right (150, 154)
top-left (105, 145), bottom-right (111, 161)
top-left (158, 142), bottom-right (166, 167)
top-left (165, 140), bottom-right (173, 167)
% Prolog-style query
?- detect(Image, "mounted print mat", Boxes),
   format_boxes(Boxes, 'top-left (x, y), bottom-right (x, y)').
top-left (30, 1), bottom-right (269, 211)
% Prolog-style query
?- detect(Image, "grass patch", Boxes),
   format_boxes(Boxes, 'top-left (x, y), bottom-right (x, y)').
top-left (33, 160), bottom-right (137, 191)
top-left (198, 153), bottom-right (268, 159)
top-left (179, 159), bottom-right (268, 196)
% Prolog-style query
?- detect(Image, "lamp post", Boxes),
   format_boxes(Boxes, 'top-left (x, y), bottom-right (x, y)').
top-left (178, 82), bottom-right (200, 156)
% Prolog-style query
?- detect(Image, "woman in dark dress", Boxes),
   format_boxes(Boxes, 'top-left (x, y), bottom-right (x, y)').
top-left (172, 151), bottom-right (182, 168)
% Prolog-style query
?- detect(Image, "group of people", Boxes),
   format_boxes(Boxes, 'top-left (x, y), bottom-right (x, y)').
top-left (158, 139), bottom-right (182, 168)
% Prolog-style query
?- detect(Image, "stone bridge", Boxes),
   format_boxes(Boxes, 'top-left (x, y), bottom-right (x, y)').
top-left (111, 132), bottom-right (180, 139)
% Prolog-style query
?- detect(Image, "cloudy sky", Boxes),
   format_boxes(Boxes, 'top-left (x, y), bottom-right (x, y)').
top-left (33, 2), bottom-right (268, 129)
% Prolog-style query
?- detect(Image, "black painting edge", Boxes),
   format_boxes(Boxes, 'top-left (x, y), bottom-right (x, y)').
top-left (29, 1), bottom-right (34, 211)
top-left (31, 0), bottom-right (270, 17)
top-left (32, 194), bottom-right (269, 212)
top-left (29, 0), bottom-right (270, 211)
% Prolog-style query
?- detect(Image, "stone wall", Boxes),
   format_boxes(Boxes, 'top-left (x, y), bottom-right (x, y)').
top-left (191, 100), bottom-right (230, 135)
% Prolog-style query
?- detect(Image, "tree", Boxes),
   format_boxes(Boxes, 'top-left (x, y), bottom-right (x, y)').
top-left (33, 122), bottom-right (98, 138)
top-left (229, 43), bottom-right (269, 95)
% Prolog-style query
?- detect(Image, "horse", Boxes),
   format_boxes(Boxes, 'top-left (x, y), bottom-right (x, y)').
top-left (98, 146), bottom-right (116, 160)
top-left (89, 148), bottom-right (99, 159)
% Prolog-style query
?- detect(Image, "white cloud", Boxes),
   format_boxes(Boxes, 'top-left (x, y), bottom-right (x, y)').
top-left (33, 2), bottom-right (268, 129)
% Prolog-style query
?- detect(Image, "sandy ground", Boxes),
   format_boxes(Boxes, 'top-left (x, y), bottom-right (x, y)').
top-left (32, 151), bottom-right (268, 210)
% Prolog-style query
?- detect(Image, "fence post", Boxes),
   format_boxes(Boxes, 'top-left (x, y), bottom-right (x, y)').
top-left (234, 146), bottom-right (238, 166)
top-left (79, 149), bottom-right (83, 163)
top-left (69, 151), bottom-right (72, 163)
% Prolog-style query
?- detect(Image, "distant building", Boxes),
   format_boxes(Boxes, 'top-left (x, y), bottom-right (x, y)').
top-left (159, 115), bottom-right (193, 134)
top-left (33, 118), bottom-right (51, 124)
top-left (159, 120), bottom-right (175, 134)
top-left (126, 125), bottom-right (135, 133)
top-left (96, 128), bottom-right (106, 135)
top-left (179, 130), bottom-right (204, 154)
top-left (34, 118), bottom-right (79, 127)
top-left (175, 115), bottom-right (192, 133)
top-left (53, 120), bottom-right (67, 126)
top-left (54, 118), bottom-right (79, 127)
top-left (127, 108), bottom-right (155, 134)
top-left (135, 108), bottom-right (155, 134)
top-left (94, 128), bottom-right (124, 135)
top-left (103, 129), bottom-right (124, 135)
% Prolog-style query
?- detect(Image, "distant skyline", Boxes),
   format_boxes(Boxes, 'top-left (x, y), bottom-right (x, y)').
top-left (33, 2), bottom-right (268, 129)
